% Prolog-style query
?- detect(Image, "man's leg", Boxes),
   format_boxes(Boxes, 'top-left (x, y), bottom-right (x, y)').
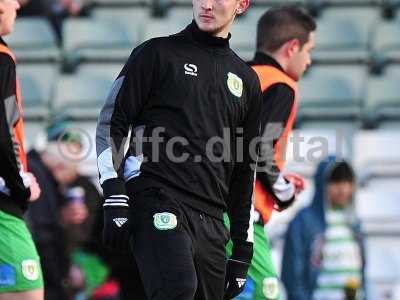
top-left (193, 212), bottom-right (227, 300)
top-left (0, 289), bottom-right (43, 300)
top-left (0, 210), bottom-right (44, 300)
top-left (129, 189), bottom-right (197, 300)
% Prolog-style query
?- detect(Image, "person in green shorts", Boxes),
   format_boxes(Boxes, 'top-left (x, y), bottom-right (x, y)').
top-left (0, 1), bottom-right (44, 299)
top-left (226, 6), bottom-right (317, 300)
top-left (225, 214), bottom-right (280, 300)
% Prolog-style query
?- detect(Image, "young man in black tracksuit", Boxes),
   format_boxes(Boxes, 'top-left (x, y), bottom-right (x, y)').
top-left (95, 0), bottom-right (262, 299)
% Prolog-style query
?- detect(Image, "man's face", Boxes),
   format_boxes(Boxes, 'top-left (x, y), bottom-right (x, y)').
top-left (327, 181), bottom-right (354, 208)
top-left (0, 0), bottom-right (20, 36)
top-left (286, 31), bottom-right (315, 81)
top-left (192, 0), bottom-right (248, 38)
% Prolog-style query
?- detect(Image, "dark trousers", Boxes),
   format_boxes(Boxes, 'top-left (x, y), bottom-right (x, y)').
top-left (128, 188), bottom-right (229, 300)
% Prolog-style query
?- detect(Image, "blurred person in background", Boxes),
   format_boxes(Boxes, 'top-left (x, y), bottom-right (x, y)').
top-left (27, 120), bottom-right (110, 300)
top-left (281, 156), bottom-right (366, 300)
top-left (27, 142), bottom-right (70, 300)
top-left (0, 1), bottom-right (43, 299)
top-left (225, 6), bottom-right (316, 300)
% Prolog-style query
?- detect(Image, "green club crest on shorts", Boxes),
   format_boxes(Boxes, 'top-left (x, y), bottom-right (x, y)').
top-left (21, 260), bottom-right (39, 281)
top-left (263, 277), bottom-right (279, 299)
top-left (153, 212), bottom-right (177, 230)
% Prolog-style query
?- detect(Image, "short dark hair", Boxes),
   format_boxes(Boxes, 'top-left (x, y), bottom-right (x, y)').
top-left (328, 162), bottom-right (355, 183)
top-left (256, 6), bottom-right (317, 52)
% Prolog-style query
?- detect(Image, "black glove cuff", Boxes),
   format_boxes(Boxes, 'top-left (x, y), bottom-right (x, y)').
top-left (231, 239), bottom-right (253, 264)
top-left (102, 177), bottom-right (127, 199)
top-left (274, 195), bottom-right (295, 210)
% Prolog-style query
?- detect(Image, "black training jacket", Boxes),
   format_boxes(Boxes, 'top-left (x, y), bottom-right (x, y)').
top-left (0, 37), bottom-right (31, 218)
top-left (96, 21), bottom-right (262, 245)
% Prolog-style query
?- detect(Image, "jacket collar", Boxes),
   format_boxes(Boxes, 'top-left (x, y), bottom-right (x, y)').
top-left (183, 20), bottom-right (231, 53)
top-left (0, 37), bottom-right (7, 47)
top-left (250, 51), bottom-right (285, 72)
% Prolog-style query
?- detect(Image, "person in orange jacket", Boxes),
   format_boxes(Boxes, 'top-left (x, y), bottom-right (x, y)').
top-left (0, 1), bottom-right (43, 300)
top-left (228, 6), bottom-right (316, 299)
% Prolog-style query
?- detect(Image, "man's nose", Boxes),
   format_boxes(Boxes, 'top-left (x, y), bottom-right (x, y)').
top-left (201, 0), bottom-right (213, 10)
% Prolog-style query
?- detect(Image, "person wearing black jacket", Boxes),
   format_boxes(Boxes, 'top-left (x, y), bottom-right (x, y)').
top-left (95, 0), bottom-right (262, 298)
top-left (0, 1), bottom-right (43, 299)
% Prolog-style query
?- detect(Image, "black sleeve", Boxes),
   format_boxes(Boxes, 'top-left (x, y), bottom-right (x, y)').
top-left (96, 40), bottom-right (160, 198)
top-left (0, 53), bottom-right (30, 202)
top-left (257, 83), bottom-right (296, 203)
top-left (227, 75), bottom-right (262, 258)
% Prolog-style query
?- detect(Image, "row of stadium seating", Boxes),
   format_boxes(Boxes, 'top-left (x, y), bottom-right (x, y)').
top-left (4, 9), bottom-right (400, 70)
top-left (90, 0), bottom-right (400, 9)
top-left (17, 63), bottom-right (400, 129)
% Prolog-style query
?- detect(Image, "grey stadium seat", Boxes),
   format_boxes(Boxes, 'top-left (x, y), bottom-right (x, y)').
top-left (53, 72), bottom-right (115, 119)
top-left (141, 19), bottom-right (187, 41)
top-left (63, 18), bottom-right (135, 64)
top-left (365, 236), bottom-right (400, 298)
top-left (364, 74), bottom-right (400, 127)
top-left (92, 7), bottom-right (149, 42)
top-left (284, 128), bottom-right (351, 177)
top-left (297, 65), bottom-right (366, 123)
top-left (92, 0), bottom-right (150, 5)
top-left (3, 17), bottom-right (59, 62)
top-left (356, 178), bottom-right (400, 223)
top-left (229, 19), bottom-right (257, 61)
top-left (313, 16), bottom-right (369, 64)
top-left (371, 19), bottom-right (400, 64)
top-left (353, 129), bottom-right (400, 180)
top-left (17, 64), bottom-right (58, 120)
top-left (77, 63), bottom-right (124, 81)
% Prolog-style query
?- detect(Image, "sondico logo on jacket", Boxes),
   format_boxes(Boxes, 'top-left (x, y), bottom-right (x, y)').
top-left (184, 63), bottom-right (198, 76)
top-left (227, 72), bottom-right (243, 98)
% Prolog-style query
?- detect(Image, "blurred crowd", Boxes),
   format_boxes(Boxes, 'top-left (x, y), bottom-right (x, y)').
top-left (24, 118), bottom-right (140, 300)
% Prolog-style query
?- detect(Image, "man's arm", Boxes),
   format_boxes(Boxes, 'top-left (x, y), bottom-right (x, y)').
top-left (96, 40), bottom-right (158, 198)
top-left (0, 53), bottom-right (30, 202)
top-left (224, 75), bottom-right (262, 299)
top-left (257, 83), bottom-right (296, 209)
top-left (96, 40), bottom-right (159, 250)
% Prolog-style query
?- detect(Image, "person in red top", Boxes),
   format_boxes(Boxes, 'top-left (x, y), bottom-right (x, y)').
top-left (0, 1), bottom-right (43, 299)
top-left (232, 6), bottom-right (316, 299)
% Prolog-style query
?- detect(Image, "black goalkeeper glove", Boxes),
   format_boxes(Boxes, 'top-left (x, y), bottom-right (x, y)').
top-left (102, 179), bottom-right (131, 251)
top-left (224, 240), bottom-right (253, 300)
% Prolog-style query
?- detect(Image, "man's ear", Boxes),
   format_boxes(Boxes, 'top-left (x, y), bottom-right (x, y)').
top-left (285, 39), bottom-right (300, 58)
top-left (236, 0), bottom-right (249, 15)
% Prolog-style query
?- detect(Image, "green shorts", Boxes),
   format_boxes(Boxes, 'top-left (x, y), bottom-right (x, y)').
top-left (224, 214), bottom-right (280, 300)
top-left (0, 209), bottom-right (43, 293)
